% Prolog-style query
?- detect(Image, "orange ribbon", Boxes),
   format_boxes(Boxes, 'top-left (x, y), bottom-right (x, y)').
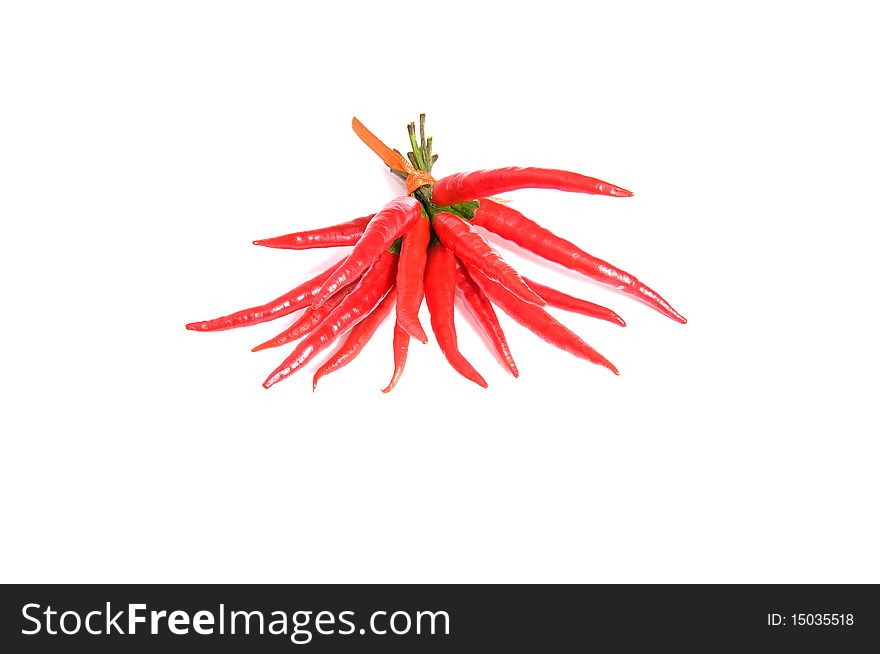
top-left (351, 117), bottom-right (435, 195)
top-left (404, 170), bottom-right (435, 195)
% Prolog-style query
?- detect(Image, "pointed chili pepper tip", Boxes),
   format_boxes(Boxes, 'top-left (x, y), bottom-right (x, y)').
top-left (410, 328), bottom-right (429, 345)
top-left (609, 187), bottom-right (634, 197)
top-left (466, 369), bottom-right (489, 388)
top-left (659, 305), bottom-right (687, 324)
top-left (251, 341), bottom-right (276, 352)
top-left (185, 322), bottom-right (202, 331)
top-left (400, 321), bottom-right (428, 344)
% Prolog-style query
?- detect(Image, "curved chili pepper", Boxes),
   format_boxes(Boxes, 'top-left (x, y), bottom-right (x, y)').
top-left (523, 277), bottom-right (626, 327)
top-left (473, 199), bottom-right (686, 323)
top-left (432, 211), bottom-right (545, 307)
top-left (395, 215), bottom-right (430, 343)
top-left (263, 251), bottom-right (398, 389)
top-left (252, 215), bottom-right (371, 250)
top-left (467, 264), bottom-right (618, 375)
top-left (252, 285), bottom-right (354, 352)
top-left (312, 288), bottom-right (396, 390)
top-left (311, 196), bottom-right (420, 309)
top-left (424, 244), bottom-right (487, 388)
top-left (431, 167), bottom-right (633, 205)
top-left (455, 262), bottom-right (519, 378)
top-left (189, 114), bottom-right (684, 391)
top-left (381, 322), bottom-right (410, 393)
top-left (185, 257), bottom-right (346, 332)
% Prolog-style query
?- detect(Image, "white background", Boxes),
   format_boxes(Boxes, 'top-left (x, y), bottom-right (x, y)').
top-left (1, 1), bottom-right (878, 583)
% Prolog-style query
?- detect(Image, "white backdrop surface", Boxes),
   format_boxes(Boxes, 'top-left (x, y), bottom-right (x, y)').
top-left (1, 1), bottom-right (877, 583)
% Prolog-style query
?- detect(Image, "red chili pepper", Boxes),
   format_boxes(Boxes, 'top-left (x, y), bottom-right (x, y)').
top-left (263, 251), bottom-right (398, 389)
top-left (311, 196), bottom-right (420, 309)
top-left (185, 257), bottom-right (346, 332)
top-left (431, 167), bottom-right (633, 205)
top-left (523, 277), bottom-right (626, 327)
top-left (395, 214), bottom-right (430, 343)
top-left (467, 264), bottom-right (619, 375)
top-left (455, 263), bottom-right (519, 377)
top-left (189, 115), bottom-right (684, 392)
top-left (424, 244), bottom-right (487, 388)
top-left (252, 285), bottom-right (353, 352)
top-left (381, 322), bottom-right (410, 393)
top-left (432, 211), bottom-right (545, 307)
top-left (252, 215), bottom-right (371, 250)
top-left (473, 198), bottom-right (686, 323)
top-left (312, 288), bottom-right (396, 390)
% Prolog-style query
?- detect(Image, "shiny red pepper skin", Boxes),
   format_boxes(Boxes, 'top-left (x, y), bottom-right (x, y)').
top-left (381, 322), bottom-right (410, 393)
top-left (432, 211), bottom-right (545, 307)
top-left (312, 288), bottom-right (396, 390)
top-left (252, 215), bottom-right (372, 250)
top-left (455, 263), bottom-right (519, 377)
top-left (467, 264), bottom-right (619, 375)
top-left (431, 167), bottom-right (633, 205)
top-left (473, 198), bottom-right (686, 323)
top-left (395, 215), bottom-right (431, 343)
top-left (263, 251), bottom-right (398, 388)
top-left (185, 256), bottom-right (346, 332)
top-left (252, 286), bottom-right (353, 352)
top-left (424, 244), bottom-right (487, 388)
top-left (523, 277), bottom-right (626, 327)
top-left (188, 116), bottom-right (685, 391)
top-left (312, 196), bottom-right (420, 309)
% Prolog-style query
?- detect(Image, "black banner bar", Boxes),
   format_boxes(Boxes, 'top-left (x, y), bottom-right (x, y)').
top-left (2, 584), bottom-right (877, 652)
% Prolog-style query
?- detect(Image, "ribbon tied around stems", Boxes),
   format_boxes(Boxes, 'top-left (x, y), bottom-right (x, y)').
top-left (352, 117), bottom-right (436, 195)
top-left (404, 169), bottom-right (435, 194)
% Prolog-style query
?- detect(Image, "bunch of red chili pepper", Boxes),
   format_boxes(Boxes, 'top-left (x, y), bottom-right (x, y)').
top-left (186, 116), bottom-right (685, 391)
